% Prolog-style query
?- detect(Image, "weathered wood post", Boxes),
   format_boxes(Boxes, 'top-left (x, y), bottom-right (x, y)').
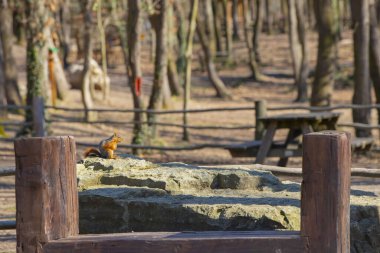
top-left (15, 136), bottom-right (78, 253)
top-left (301, 131), bottom-right (351, 253)
top-left (32, 96), bottom-right (46, 137)
top-left (255, 100), bottom-right (267, 140)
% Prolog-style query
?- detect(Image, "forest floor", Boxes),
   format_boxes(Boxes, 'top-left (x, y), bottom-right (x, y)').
top-left (1, 30), bottom-right (380, 252)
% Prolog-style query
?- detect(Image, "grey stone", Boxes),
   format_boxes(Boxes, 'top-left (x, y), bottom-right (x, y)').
top-left (77, 157), bottom-right (380, 252)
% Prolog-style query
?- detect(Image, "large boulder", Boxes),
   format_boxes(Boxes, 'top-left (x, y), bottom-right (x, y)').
top-left (77, 156), bottom-right (380, 253)
top-left (67, 58), bottom-right (110, 91)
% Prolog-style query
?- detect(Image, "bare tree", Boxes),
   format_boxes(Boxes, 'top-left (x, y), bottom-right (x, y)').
top-left (232, 0), bottom-right (241, 40)
top-left (96, 0), bottom-right (110, 101)
top-left (350, 0), bottom-right (372, 137)
top-left (21, 0), bottom-right (50, 135)
top-left (197, 0), bottom-right (231, 99)
top-left (13, 1), bottom-right (26, 45)
top-left (59, 0), bottom-right (71, 69)
top-left (311, 0), bottom-right (339, 106)
top-left (222, 0), bottom-right (234, 61)
top-left (244, 0), bottom-right (262, 80)
top-left (148, 0), bottom-right (169, 135)
top-left (182, 0), bottom-right (199, 141)
top-left (127, 0), bottom-right (146, 149)
top-left (167, 1), bottom-right (183, 96)
top-left (212, 0), bottom-right (224, 52)
top-left (0, 1), bottom-right (22, 106)
top-left (253, 0), bottom-right (264, 64)
top-left (369, 0), bottom-right (380, 132)
top-left (287, 0), bottom-right (309, 102)
top-left (80, 0), bottom-right (97, 122)
top-left (0, 38), bottom-right (6, 118)
top-left (173, 0), bottom-right (188, 81)
top-left (265, 0), bottom-right (274, 34)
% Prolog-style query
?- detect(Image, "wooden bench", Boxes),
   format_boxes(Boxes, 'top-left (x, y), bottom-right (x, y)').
top-left (226, 140), bottom-right (302, 158)
top-left (351, 137), bottom-right (374, 151)
top-left (227, 137), bottom-right (374, 158)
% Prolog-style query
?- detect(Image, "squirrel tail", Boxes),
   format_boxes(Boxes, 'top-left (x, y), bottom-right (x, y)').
top-left (83, 148), bottom-right (101, 158)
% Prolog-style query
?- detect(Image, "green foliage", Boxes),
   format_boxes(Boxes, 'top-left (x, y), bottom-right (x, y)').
top-left (0, 121), bottom-right (7, 137)
top-left (26, 45), bottom-right (42, 98)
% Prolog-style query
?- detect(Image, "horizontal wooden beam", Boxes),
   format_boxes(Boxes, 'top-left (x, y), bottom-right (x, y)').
top-left (43, 231), bottom-right (308, 253)
top-left (202, 164), bottom-right (380, 178)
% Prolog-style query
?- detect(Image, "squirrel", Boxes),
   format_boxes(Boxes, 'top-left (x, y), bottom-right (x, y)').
top-left (84, 133), bottom-right (122, 159)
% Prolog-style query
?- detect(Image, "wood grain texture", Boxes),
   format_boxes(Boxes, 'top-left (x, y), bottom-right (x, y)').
top-left (255, 121), bottom-right (277, 164)
top-left (255, 100), bottom-right (267, 140)
top-left (32, 96), bottom-right (46, 137)
top-left (43, 231), bottom-right (308, 253)
top-left (301, 131), bottom-right (351, 253)
top-left (15, 136), bottom-right (78, 253)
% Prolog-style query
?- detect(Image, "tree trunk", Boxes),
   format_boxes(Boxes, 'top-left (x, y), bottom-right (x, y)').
top-left (253, 0), bottom-right (264, 63)
top-left (81, 0), bottom-right (97, 122)
top-left (287, 0), bottom-right (309, 102)
top-left (22, 0), bottom-right (50, 136)
top-left (306, 0), bottom-right (315, 29)
top-left (310, 0), bottom-right (339, 106)
top-left (0, 2), bottom-right (22, 106)
top-left (351, 0), bottom-right (372, 137)
top-left (183, 0), bottom-right (199, 141)
top-left (197, 0), bottom-right (231, 99)
top-left (265, 0), bottom-right (274, 34)
top-left (97, 0), bottom-right (110, 101)
top-left (161, 76), bottom-right (172, 109)
top-left (13, 2), bottom-right (26, 45)
top-left (369, 0), bottom-right (380, 131)
top-left (232, 0), bottom-right (241, 40)
top-left (148, 0), bottom-right (169, 137)
top-left (287, 0), bottom-right (302, 88)
top-left (173, 1), bottom-right (188, 81)
top-left (167, 2), bottom-right (183, 96)
top-left (167, 57), bottom-right (182, 96)
top-left (0, 38), bottom-right (6, 118)
top-left (59, 0), bottom-right (71, 69)
top-left (243, 0), bottom-right (262, 80)
top-left (212, 0), bottom-right (224, 52)
top-left (281, 0), bottom-right (289, 33)
top-left (224, 0), bottom-right (234, 61)
top-left (295, 0), bottom-right (309, 102)
top-left (127, 0), bottom-right (146, 149)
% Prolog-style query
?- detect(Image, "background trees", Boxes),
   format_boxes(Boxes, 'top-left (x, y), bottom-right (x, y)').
top-left (1, 0), bottom-right (380, 141)
top-left (0, 0), bottom-right (22, 106)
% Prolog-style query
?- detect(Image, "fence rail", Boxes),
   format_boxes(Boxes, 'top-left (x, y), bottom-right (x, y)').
top-left (45, 103), bottom-right (380, 113)
top-left (2, 101), bottom-right (380, 154)
top-left (46, 118), bottom-right (256, 130)
top-left (45, 105), bottom-right (256, 114)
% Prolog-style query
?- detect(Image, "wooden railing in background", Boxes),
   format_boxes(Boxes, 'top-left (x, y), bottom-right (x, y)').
top-left (2, 100), bottom-right (380, 151)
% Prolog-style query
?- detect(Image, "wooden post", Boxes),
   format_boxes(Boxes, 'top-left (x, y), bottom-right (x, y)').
top-left (255, 100), bottom-right (267, 140)
top-left (15, 136), bottom-right (78, 253)
top-left (32, 96), bottom-right (46, 137)
top-left (301, 131), bottom-right (351, 253)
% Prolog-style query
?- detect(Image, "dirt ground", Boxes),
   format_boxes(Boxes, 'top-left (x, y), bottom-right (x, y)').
top-left (1, 30), bottom-right (380, 252)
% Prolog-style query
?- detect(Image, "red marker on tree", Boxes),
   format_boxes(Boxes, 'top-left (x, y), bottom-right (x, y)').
top-left (135, 77), bottom-right (142, 96)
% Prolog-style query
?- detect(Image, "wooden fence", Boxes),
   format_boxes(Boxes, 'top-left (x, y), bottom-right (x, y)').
top-left (1, 100), bottom-right (380, 151)
top-left (14, 132), bottom-right (351, 253)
